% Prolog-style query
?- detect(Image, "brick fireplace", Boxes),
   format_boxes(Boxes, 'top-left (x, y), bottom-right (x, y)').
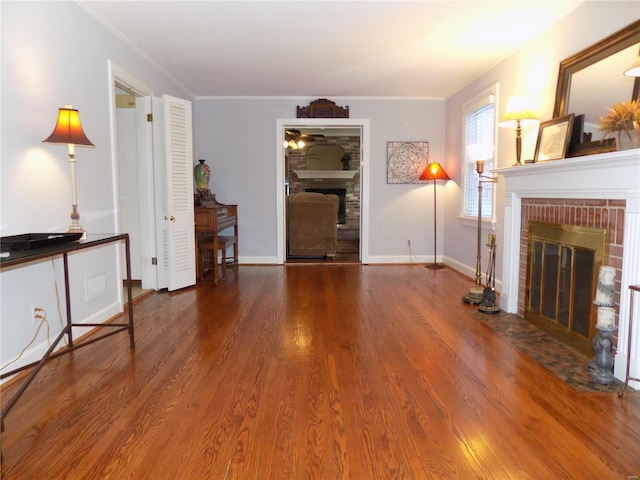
top-left (496, 149), bottom-right (640, 387)
top-left (521, 199), bottom-right (624, 354)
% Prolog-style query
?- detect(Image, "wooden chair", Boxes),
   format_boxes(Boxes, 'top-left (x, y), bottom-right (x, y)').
top-left (196, 234), bottom-right (238, 283)
top-left (194, 202), bottom-right (238, 284)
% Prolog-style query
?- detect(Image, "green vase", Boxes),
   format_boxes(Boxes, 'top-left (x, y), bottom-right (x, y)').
top-left (194, 159), bottom-right (210, 189)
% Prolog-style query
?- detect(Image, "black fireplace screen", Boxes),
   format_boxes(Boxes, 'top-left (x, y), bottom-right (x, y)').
top-left (526, 221), bottom-right (607, 348)
top-left (529, 241), bottom-right (594, 338)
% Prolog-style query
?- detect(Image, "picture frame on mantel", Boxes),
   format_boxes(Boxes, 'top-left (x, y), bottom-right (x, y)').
top-left (386, 141), bottom-right (429, 183)
top-left (534, 114), bottom-right (575, 162)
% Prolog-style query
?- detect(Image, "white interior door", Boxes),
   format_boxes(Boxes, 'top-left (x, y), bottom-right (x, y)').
top-left (152, 95), bottom-right (196, 291)
top-left (135, 96), bottom-right (157, 290)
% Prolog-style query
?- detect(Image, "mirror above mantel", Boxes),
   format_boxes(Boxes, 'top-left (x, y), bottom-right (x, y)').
top-left (292, 143), bottom-right (357, 179)
top-left (553, 19), bottom-right (640, 156)
top-left (306, 144), bottom-right (346, 169)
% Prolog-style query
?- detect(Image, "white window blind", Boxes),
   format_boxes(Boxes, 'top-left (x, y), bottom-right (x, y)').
top-left (462, 87), bottom-right (496, 219)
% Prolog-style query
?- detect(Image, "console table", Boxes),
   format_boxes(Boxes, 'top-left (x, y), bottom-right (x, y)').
top-left (194, 202), bottom-right (238, 284)
top-left (0, 233), bottom-right (135, 427)
top-left (619, 284), bottom-right (640, 397)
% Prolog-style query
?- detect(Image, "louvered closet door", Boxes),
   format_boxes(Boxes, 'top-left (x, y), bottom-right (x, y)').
top-left (157, 94), bottom-right (196, 291)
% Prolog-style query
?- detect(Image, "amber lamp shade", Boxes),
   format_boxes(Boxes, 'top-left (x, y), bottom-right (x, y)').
top-left (43, 106), bottom-right (94, 147)
top-left (419, 162), bottom-right (451, 182)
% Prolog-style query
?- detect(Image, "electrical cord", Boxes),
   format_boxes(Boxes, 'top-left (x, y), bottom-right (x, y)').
top-left (0, 258), bottom-right (66, 372)
top-left (1, 308), bottom-right (49, 371)
top-left (408, 240), bottom-right (421, 264)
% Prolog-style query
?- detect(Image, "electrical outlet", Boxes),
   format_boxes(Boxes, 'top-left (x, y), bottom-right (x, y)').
top-left (407, 239), bottom-right (411, 246)
top-left (31, 305), bottom-right (44, 324)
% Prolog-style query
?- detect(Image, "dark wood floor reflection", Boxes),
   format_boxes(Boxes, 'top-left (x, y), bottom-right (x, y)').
top-left (2, 266), bottom-right (639, 479)
top-left (286, 252), bottom-right (360, 264)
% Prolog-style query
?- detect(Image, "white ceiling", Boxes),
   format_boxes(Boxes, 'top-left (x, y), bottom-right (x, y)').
top-left (78, 1), bottom-right (583, 98)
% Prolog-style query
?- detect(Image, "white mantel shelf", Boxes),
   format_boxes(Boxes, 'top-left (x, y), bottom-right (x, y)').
top-left (495, 148), bottom-right (640, 387)
top-left (494, 148), bottom-right (640, 200)
top-left (293, 170), bottom-right (357, 179)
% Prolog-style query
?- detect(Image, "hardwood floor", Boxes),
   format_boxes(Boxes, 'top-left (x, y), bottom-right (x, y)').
top-left (286, 252), bottom-right (360, 264)
top-left (2, 265), bottom-right (639, 479)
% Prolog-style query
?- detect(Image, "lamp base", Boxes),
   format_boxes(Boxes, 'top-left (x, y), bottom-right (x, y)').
top-left (463, 286), bottom-right (484, 305)
top-left (68, 225), bottom-right (86, 239)
top-left (425, 263), bottom-right (445, 270)
top-left (478, 303), bottom-right (500, 314)
top-left (69, 204), bottom-right (85, 238)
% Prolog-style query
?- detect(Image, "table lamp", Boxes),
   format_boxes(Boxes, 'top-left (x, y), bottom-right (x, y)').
top-left (43, 105), bottom-right (94, 234)
top-left (498, 96), bottom-right (539, 165)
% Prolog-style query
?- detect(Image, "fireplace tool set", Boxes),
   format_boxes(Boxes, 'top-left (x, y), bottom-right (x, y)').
top-left (478, 234), bottom-right (500, 314)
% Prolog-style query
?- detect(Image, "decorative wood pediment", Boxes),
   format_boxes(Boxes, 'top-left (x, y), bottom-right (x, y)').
top-left (297, 98), bottom-right (349, 118)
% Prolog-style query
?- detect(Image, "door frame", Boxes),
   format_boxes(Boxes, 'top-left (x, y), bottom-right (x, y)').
top-left (107, 60), bottom-right (157, 290)
top-left (275, 118), bottom-right (370, 264)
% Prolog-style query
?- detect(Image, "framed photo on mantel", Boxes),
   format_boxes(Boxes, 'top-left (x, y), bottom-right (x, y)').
top-left (534, 114), bottom-right (574, 162)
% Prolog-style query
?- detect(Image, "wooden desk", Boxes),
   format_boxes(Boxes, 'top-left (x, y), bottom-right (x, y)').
top-left (0, 234), bottom-right (135, 428)
top-left (194, 203), bottom-right (238, 284)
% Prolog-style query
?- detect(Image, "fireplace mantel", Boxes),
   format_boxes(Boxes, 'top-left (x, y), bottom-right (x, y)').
top-left (293, 169), bottom-right (357, 179)
top-left (494, 149), bottom-right (640, 200)
top-left (496, 148), bottom-right (640, 387)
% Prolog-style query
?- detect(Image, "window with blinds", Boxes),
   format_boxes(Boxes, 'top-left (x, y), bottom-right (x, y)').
top-left (462, 85), bottom-right (497, 219)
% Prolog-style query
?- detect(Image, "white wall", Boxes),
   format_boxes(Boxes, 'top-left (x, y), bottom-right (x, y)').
top-left (1, 1), bottom-right (192, 376)
top-left (194, 97), bottom-right (446, 263)
top-left (443, 2), bottom-right (640, 289)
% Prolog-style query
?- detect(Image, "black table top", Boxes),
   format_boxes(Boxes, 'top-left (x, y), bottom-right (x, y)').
top-left (1, 233), bottom-right (129, 269)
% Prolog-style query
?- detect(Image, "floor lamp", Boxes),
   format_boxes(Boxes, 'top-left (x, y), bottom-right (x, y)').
top-left (43, 105), bottom-right (94, 234)
top-left (419, 162), bottom-right (450, 269)
top-left (463, 149), bottom-right (496, 305)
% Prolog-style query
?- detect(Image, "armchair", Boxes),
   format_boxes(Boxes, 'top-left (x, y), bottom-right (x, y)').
top-left (287, 192), bottom-right (339, 258)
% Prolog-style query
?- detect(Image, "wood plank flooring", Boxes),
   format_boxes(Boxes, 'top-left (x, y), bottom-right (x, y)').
top-left (2, 265), bottom-right (639, 479)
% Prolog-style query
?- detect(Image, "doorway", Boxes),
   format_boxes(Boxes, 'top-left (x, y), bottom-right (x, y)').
top-left (108, 61), bottom-right (156, 296)
top-left (114, 88), bottom-right (154, 303)
top-left (275, 118), bottom-right (370, 265)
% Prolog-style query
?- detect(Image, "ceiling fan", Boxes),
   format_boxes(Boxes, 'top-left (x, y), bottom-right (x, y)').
top-left (284, 128), bottom-right (324, 149)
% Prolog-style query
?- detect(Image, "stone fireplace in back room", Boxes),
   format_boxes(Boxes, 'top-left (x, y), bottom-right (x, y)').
top-left (496, 150), bottom-right (640, 387)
